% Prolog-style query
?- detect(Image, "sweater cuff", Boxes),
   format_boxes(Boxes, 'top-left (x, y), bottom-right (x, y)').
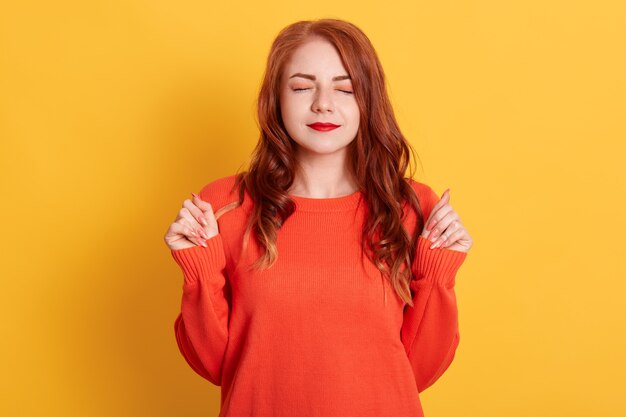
top-left (413, 235), bottom-right (467, 288)
top-left (170, 234), bottom-right (227, 286)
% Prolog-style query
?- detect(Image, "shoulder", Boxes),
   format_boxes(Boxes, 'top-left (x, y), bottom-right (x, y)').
top-left (196, 174), bottom-right (243, 212)
top-left (405, 177), bottom-right (441, 219)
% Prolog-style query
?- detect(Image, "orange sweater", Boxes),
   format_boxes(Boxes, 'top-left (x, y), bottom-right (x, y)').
top-left (171, 175), bottom-right (467, 417)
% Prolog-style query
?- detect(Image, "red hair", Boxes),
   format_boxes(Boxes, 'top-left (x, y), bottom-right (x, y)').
top-left (219, 18), bottom-right (426, 306)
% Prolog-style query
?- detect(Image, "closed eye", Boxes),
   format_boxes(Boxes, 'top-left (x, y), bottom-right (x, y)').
top-left (292, 88), bottom-right (353, 94)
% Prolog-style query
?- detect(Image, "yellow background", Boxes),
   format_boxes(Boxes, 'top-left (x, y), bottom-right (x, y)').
top-left (2, 1), bottom-right (625, 416)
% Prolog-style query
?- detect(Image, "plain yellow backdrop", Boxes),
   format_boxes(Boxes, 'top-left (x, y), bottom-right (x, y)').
top-left (1, 1), bottom-right (625, 416)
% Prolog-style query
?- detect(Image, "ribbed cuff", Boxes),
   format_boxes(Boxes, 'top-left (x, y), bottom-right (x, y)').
top-left (413, 235), bottom-right (467, 288)
top-left (170, 234), bottom-right (227, 286)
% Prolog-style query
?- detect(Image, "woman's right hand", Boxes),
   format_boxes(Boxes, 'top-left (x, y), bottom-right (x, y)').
top-left (164, 192), bottom-right (220, 251)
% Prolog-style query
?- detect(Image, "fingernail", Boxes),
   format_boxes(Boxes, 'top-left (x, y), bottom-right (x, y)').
top-left (200, 240), bottom-right (207, 248)
top-left (191, 192), bottom-right (199, 199)
top-left (199, 217), bottom-right (208, 226)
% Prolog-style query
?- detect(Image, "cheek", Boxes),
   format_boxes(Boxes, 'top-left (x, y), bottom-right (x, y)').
top-left (347, 106), bottom-right (360, 135)
top-left (348, 103), bottom-right (360, 124)
top-left (281, 96), bottom-right (306, 122)
top-left (279, 98), bottom-right (302, 131)
top-left (280, 99), bottom-right (294, 119)
top-left (279, 93), bottom-right (291, 116)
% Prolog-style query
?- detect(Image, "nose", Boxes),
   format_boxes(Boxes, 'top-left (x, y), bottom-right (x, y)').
top-left (311, 87), bottom-right (334, 113)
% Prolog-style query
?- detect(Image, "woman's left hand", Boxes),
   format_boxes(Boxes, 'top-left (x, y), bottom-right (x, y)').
top-left (421, 189), bottom-right (473, 253)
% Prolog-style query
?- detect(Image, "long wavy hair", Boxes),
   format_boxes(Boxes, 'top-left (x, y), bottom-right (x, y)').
top-left (217, 18), bottom-right (427, 306)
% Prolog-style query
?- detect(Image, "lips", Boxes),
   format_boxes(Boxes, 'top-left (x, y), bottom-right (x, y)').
top-left (307, 122), bottom-right (340, 132)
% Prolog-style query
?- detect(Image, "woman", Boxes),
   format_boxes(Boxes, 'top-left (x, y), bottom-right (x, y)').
top-left (164, 18), bottom-right (473, 417)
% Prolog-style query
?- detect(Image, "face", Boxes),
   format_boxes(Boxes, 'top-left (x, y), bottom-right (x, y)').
top-left (279, 36), bottom-right (360, 159)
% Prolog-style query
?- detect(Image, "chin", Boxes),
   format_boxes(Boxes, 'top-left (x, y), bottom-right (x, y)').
top-left (297, 141), bottom-right (352, 155)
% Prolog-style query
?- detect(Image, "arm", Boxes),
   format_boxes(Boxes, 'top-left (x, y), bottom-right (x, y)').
top-left (171, 233), bottom-right (230, 386)
top-left (401, 182), bottom-right (468, 393)
top-left (401, 237), bottom-right (467, 393)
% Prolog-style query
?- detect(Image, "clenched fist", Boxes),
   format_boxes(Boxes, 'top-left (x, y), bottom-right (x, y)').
top-left (164, 192), bottom-right (220, 251)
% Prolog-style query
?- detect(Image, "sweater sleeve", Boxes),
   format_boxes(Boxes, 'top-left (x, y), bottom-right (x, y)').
top-left (401, 182), bottom-right (468, 393)
top-left (171, 233), bottom-right (230, 386)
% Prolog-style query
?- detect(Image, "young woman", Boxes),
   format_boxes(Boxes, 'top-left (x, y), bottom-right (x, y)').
top-left (164, 18), bottom-right (473, 417)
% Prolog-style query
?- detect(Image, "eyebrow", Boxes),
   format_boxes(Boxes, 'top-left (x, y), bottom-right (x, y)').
top-left (288, 73), bottom-right (351, 81)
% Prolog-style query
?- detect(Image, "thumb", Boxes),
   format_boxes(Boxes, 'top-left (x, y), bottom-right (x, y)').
top-left (191, 192), bottom-right (213, 213)
top-left (424, 188), bottom-right (450, 233)
top-left (430, 188), bottom-right (450, 214)
top-left (191, 192), bottom-right (219, 236)
top-left (441, 188), bottom-right (450, 202)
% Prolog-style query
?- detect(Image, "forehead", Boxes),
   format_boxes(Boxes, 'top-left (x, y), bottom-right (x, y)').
top-left (282, 37), bottom-right (349, 80)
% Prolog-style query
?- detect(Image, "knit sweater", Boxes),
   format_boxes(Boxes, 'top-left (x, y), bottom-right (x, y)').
top-left (170, 174), bottom-right (468, 417)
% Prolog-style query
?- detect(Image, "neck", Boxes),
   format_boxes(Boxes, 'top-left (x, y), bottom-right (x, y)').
top-left (288, 151), bottom-right (358, 198)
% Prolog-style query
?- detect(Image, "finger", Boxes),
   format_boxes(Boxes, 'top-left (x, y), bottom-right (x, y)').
top-left (169, 221), bottom-right (196, 241)
top-left (424, 204), bottom-right (454, 239)
top-left (439, 226), bottom-right (466, 249)
top-left (425, 188), bottom-right (450, 231)
top-left (183, 198), bottom-right (209, 227)
top-left (430, 220), bottom-right (461, 249)
top-left (428, 213), bottom-right (461, 242)
top-left (167, 222), bottom-right (207, 248)
top-left (179, 209), bottom-right (208, 240)
top-left (177, 207), bottom-right (201, 230)
top-left (201, 205), bottom-right (219, 237)
top-left (191, 192), bottom-right (213, 213)
top-left (190, 193), bottom-right (219, 238)
top-left (431, 188), bottom-right (450, 213)
top-left (177, 218), bottom-right (208, 247)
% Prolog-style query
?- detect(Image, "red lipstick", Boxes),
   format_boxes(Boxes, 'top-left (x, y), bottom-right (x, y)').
top-left (307, 122), bottom-right (340, 132)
